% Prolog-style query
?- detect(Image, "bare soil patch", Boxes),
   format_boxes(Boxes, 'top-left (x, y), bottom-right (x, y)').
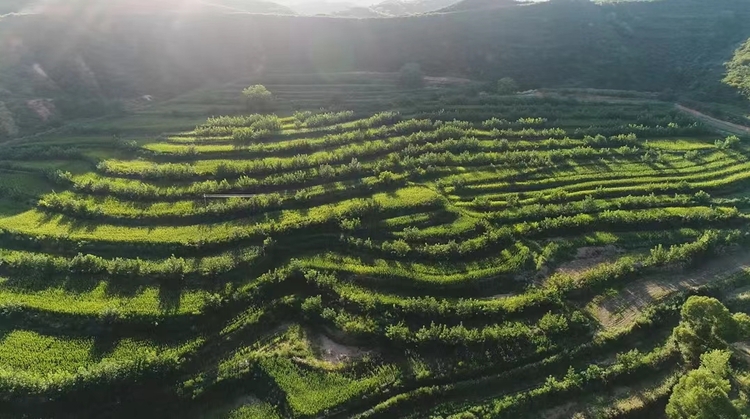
top-left (315, 334), bottom-right (370, 365)
top-left (593, 250), bottom-right (750, 330)
top-left (540, 401), bottom-right (578, 419)
top-left (556, 245), bottom-right (624, 278)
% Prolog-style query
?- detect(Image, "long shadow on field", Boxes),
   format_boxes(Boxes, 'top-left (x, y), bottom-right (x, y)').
top-left (35, 211), bottom-right (99, 234)
top-left (158, 280), bottom-right (182, 312)
top-left (587, 159), bottom-right (616, 173)
top-left (105, 275), bottom-right (147, 298)
top-left (0, 197), bottom-right (34, 218)
top-left (2, 273), bottom-right (100, 294)
top-left (0, 327), bottom-right (12, 343)
top-left (61, 275), bottom-right (101, 294)
top-left (643, 160), bottom-right (664, 171)
top-left (90, 333), bottom-right (119, 361)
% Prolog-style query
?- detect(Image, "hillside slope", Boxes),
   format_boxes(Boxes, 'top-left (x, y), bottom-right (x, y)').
top-left (1, 76), bottom-right (750, 418)
top-left (1, 0), bottom-right (749, 136)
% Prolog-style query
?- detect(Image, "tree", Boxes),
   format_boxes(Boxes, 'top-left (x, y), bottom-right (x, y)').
top-left (724, 37), bottom-right (750, 100)
top-left (497, 77), bottom-right (519, 95)
top-left (673, 296), bottom-right (738, 364)
top-left (242, 85), bottom-right (272, 111)
top-left (666, 350), bottom-right (741, 419)
top-left (399, 63), bottom-right (424, 88)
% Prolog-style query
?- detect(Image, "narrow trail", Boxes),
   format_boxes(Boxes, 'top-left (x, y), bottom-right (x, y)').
top-left (675, 104), bottom-right (750, 136)
top-left (592, 250), bottom-right (750, 330)
top-left (519, 90), bottom-right (750, 137)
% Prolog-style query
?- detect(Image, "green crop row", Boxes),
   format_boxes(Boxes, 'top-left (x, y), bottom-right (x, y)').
top-left (39, 172), bottom-right (410, 223)
top-left (452, 149), bottom-right (730, 195)
top-left (0, 187), bottom-right (443, 256)
top-left (468, 155), bottom-right (750, 198)
top-left (436, 343), bottom-right (677, 418)
top-left (302, 269), bottom-right (563, 326)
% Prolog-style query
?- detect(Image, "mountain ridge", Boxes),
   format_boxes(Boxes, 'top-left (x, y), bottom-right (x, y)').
top-left (3, 0), bottom-right (297, 16)
top-left (1, 0), bottom-right (749, 135)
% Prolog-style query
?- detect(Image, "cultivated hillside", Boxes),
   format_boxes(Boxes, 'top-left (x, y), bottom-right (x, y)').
top-left (3, 2), bottom-right (750, 418)
top-left (2, 73), bottom-right (750, 418)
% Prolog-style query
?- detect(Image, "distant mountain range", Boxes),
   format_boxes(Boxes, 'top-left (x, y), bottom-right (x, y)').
top-left (280, 1), bottom-right (362, 15)
top-left (284, 0), bottom-right (463, 16)
top-left (1, 0), bottom-right (509, 17)
top-left (439, 0), bottom-right (523, 13)
top-left (372, 0), bottom-right (459, 15)
top-left (333, 0), bottom-right (463, 17)
top-left (3, 0), bottom-right (296, 15)
top-left (332, 6), bottom-right (389, 17)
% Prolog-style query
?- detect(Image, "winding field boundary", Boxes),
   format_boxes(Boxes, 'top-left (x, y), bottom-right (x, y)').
top-left (675, 104), bottom-right (750, 136)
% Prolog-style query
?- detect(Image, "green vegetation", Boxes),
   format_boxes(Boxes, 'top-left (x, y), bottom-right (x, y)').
top-left (666, 297), bottom-right (750, 418)
top-left (725, 37), bottom-right (750, 101)
top-left (666, 350), bottom-right (737, 419)
top-left (497, 77), bottom-right (519, 95)
top-left (1, 72), bottom-right (750, 418)
top-left (241, 85), bottom-right (273, 112)
top-left (399, 63), bottom-right (425, 89)
top-left (2, 0), bottom-right (750, 417)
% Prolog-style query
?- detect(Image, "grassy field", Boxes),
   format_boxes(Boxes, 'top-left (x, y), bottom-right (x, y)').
top-left (3, 73), bottom-right (750, 418)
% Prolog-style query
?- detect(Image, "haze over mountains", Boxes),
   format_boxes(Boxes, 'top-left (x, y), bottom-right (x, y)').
top-left (279, 0), bottom-right (463, 16)
top-left (368, 0), bottom-right (460, 15)
top-left (1, 0), bottom-right (297, 15)
top-left (0, 0), bottom-right (749, 135)
top-left (441, 0), bottom-right (526, 12)
top-left (0, 0), bottom-right (513, 17)
top-left (275, 0), bottom-right (374, 15)
top-left (1, 0), bottom-right (466, 16)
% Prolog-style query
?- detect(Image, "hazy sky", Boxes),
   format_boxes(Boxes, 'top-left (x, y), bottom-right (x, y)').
top-left (277, 0), bottom-right (379, 5)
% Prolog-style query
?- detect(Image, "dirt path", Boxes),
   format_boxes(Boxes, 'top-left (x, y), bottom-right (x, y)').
top-left (520, 90), bottom-right (750, 137)
top-left (676, 104), bottom-right (750, 136)
top-left (592, 250), bottom-right (750, 330)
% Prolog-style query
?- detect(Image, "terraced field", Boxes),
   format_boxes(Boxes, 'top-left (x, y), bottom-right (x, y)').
top-left (4, 77), bottom-right (750, 418)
